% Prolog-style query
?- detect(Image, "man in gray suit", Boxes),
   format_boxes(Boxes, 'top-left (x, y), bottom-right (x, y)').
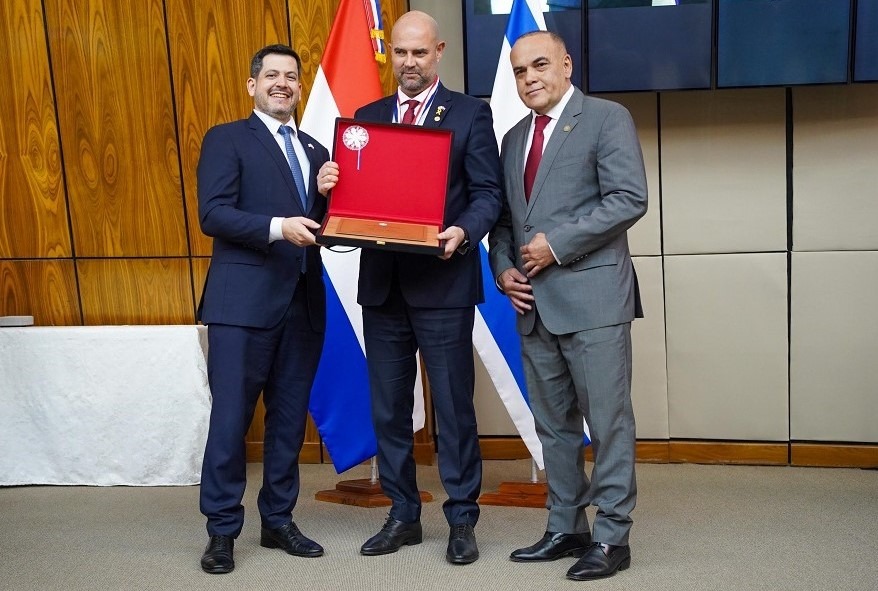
top-left (488, 31), bottom-right (647, 581)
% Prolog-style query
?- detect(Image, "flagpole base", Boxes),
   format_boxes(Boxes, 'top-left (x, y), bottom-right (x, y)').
top-left (479, 481), bottom-right (547, 508)
top-left (315, 478), bottom-right (433, 508)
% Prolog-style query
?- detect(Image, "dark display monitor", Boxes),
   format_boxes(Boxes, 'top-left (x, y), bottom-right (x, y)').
top-left (717, 0), bottom-right (851, 88)
top-left (587, 0), bottom-right (712, 93)
top-left (463, 0), bottom-right (583, 97)
top-left (854, 0), bottom-right (878, 82)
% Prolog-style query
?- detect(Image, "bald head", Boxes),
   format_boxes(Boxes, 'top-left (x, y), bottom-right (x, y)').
top-left (390, 11), bottom-right (445, 98)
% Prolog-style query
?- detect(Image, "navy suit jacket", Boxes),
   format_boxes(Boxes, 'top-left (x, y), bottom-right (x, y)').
top-left (197, 113), bottom-right (330, 330)
top-left (353, 83), bottom-right (503, 308)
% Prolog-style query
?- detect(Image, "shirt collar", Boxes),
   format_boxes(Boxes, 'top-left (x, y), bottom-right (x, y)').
top-left (532, 84), bottom-right (575, 124)
top-left (253, 109), bottom-right (298, 135)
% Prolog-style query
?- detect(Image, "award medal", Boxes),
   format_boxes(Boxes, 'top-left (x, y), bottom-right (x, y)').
top-left (342, 125), bottom-right (370, 170)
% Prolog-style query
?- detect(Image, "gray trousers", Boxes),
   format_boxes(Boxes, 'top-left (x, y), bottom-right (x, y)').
top-left (521, 317), bottom-right (637, 546)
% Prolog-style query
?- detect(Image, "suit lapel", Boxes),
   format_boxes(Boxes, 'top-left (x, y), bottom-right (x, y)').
top-left (248, 113), bottom-right (303, 212)
top-left (421, 83), bottom-right (451, 129)
top-left (526, 89), bottom-right (583, 216)
top-left (298, 130), bottom-right (322, 214)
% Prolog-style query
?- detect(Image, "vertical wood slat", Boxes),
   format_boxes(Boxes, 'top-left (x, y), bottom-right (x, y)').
top-left (44, 0), bottom-right (186, 257)
top-left (0, 260), bottom-right (81, 325)
top-left (0, 0), bottom-right (70, 259)
top-left (77, 258), bottom-right (194, 325)
top-left (165, 0), bottom-right (290, 258)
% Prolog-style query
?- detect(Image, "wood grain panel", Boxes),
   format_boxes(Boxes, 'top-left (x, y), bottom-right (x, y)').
top-left (791, 443), bottom-right (878, 469)
top-left (290, 0), bottom-right (407, 113)
top-left (166, 0), bottom-right (289, 257)
top-left (44, 0), bottom-right (186, 257)
top-left (77, 258), bottom-right (194, 324)
top-left (190, 256), bottom-right (210, 317)
top-left (669, 441), bottom-right (789, 466)
top-left (0, 260), bottom-right (80, 325)
top-left (0, 0), bottom-right (70, 258)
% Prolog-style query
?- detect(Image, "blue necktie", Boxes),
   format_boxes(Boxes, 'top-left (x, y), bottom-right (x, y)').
top-left (278, 125), bottom-right (308, 211)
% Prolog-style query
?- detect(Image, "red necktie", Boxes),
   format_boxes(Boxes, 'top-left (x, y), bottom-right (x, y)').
top-left (401, 99), bottom-right (420, 124)
top-left (523, 115), bottom-right (551, 202)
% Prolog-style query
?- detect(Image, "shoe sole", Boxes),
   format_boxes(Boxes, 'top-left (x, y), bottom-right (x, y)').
top-left (360, 535), bottom-right (423, 556)
top-left (260, 536), bottom-right (324, 557)
top-left (446, 552), bottom-right (479, 565)
top-left (201, 562), bottom-right (234, 574)
top-left (566, 556), bottom-right (631, 581)
top-left (509, 547), bottom-right (588, 562)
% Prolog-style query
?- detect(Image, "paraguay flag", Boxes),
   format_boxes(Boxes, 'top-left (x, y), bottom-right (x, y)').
top-left (302, 0), bottom-right (425, 474)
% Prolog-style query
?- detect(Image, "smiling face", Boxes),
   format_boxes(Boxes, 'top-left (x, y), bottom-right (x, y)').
top-left (390, 11), bottom-right (445, 98)
top-left (247, 53), bottom-right (301, 122)
top-left (510, 32), bottom-right (573, 115)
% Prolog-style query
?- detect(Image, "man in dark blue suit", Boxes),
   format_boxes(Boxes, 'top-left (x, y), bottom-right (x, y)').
top-left (319, 10), bottom-right (502, 565)
top-left (196, 44), bottom-right (330, 574)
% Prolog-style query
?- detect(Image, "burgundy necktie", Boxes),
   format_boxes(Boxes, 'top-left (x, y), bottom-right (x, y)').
top-left (523, 115), bottom-right (551, 202)
top-left (401, 99), bottom-right (420, 125)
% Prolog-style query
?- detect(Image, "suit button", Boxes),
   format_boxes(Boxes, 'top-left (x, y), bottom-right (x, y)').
top-left (523, 225), bottom-right (533, 232)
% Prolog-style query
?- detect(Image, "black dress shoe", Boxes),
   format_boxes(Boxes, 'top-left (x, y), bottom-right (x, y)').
top-left (201, 535), bottom-right (234, 574)
top-left (566, 542), bottom-right (631, 581)
top-left (260, 522), bottom-right (324, 557)
top-left (360, 516), bottom-right (423, 556)
top-left (509, 531), bottom-right (591, 562)
top-left (446, 523), bottom-right (479, 564)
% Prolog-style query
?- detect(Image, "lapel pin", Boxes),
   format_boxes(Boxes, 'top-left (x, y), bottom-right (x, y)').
top-left (563, 125), bottom-right (571, 132)
top-left (307, 143), bottom-right (314, 149)
top-left (434, 105), bottom-right (446, 121)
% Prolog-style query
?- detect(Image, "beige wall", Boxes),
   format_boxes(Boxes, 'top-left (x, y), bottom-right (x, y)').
top-left (413, 2), bottom-right (878, 445)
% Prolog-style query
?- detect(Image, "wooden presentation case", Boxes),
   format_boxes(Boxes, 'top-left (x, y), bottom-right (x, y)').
top-left (316, 118), bottom-right (452, 255)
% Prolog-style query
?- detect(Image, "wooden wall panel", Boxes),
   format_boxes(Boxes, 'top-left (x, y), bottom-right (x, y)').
top-left (291, 0), bottom-right (408, 114)
top-left (0, 260), bottom-right (80, 325)
top-left (77, 258), bottom-right (194, 325)
top-left (0, 0), bottom-right (70, 258)
top-left (166, 0), bottom-right (290, 257)
top-left (44, 0), bottom-right (186, 257)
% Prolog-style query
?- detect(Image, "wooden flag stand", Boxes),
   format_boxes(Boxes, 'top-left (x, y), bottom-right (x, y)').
top-left (479, 460), bottom-right (548, 508)
top-left (315, 458), bottom-right (433, 508)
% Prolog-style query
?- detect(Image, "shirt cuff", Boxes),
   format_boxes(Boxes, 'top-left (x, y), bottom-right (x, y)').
top-left (547, 240), bottom-right (561, 265)
top-left (269, 217), bottom-right (284, 243)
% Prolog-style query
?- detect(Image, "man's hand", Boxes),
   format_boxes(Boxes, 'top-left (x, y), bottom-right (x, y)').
top-left (317, 161), bottom-right (339, 196)
top-left (436, 225), bottom-right (466, 260)
top-left (281, 216), bottom-right (321, 246)
top-left (498, 267), bottom-right (534, 315)
top-left (520, 232), bottom-right (555, 278)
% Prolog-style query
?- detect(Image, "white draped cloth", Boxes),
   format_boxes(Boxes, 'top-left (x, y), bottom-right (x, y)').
top-left (0, 326), bottom-right (211, 486)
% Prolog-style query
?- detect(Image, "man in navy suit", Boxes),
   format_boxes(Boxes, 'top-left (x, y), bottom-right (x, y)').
top-left (196, 44), bottom-right (330, 574)
top-left (319, 10), bottom-right (502, 565)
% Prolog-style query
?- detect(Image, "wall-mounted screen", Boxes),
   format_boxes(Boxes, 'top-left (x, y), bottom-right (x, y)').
top-left (463, 0), bottom-right (583, 97)
top-left (587, 0), bottom-right (712, 93)
top-left (717, 0), bottom-right (851, 88)
top-left (854, 0), bottom-right (878, 82)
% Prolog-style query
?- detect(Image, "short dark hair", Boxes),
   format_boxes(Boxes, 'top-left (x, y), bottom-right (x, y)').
top-left (516, 30), bottom-right (568, 55)
top-left (250, 44), bottom-right (302, 78)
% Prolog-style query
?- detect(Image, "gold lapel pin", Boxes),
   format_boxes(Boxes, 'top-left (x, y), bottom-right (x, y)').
top-left (434, 105), bottom-right (446, 121)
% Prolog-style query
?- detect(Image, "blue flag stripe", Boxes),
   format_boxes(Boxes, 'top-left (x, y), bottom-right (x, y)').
top-left (308, 269), bottom-right (376, 473)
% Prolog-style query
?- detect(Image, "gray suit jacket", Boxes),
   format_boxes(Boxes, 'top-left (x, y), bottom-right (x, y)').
top-left (489, 88), bottom-right (647, 336)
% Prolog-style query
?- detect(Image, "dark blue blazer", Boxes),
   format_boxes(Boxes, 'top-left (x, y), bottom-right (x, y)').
top-left (353, 83), bottom-right (503, 308)
top-left (197, 113), bottom-right (329, 330)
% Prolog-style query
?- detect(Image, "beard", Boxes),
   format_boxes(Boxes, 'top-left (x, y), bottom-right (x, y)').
top-left (396, 69), bottom-right (432, 95)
